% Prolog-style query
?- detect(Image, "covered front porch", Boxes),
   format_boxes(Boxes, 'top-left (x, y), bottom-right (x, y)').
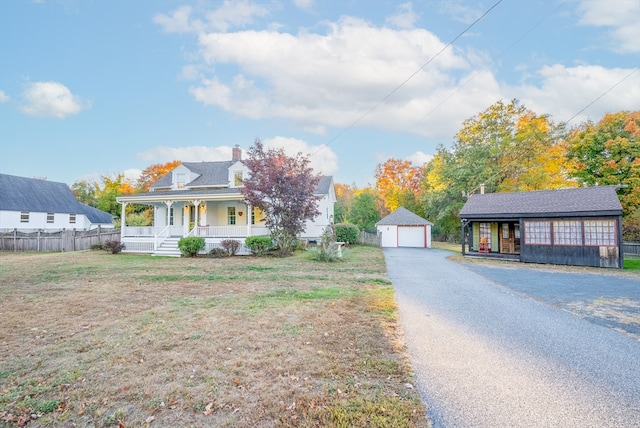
top-left (118, 196), bottom-right (269, 255)
top-left (461, 219), bottom-right (522, 261)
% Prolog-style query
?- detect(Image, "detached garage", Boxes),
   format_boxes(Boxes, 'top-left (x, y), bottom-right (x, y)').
top-left (376, 207), bottom-right (433, 248)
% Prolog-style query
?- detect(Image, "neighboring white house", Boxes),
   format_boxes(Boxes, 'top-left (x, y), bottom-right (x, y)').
top-left (376, 206), bottom-right (433, 248)
top-left (0, 173), bottom-right (113, 230)
top-left (116, 147), bottom-right (336, 256)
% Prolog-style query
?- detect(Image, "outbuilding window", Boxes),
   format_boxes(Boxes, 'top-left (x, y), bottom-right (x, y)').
top-left (584, 220), bottom-right (616, 246)
top-left (524, 221), bottom-right (551, 245)
top-left (47, 213), bottom-right (54, 223)
top-left (553, 221), bottom-right (583, 246)
top-left (20, 212), bottom-right (29, 223)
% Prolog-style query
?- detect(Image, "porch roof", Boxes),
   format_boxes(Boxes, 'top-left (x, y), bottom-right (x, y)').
top-left (117, 187), bottom-right (243, 203)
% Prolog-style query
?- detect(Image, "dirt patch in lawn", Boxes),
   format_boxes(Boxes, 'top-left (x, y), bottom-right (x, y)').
top-left (0, 247), bottom-right (427, 427)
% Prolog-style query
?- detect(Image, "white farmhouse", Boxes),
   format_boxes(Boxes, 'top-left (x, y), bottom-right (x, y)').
top-left (116, 147), bottom-right (336, 256)
top-left (0, 174), bottom-right (113, 231)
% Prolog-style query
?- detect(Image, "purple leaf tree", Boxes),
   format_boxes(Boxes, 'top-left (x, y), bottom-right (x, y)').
top-left (241, 139), bottom-right (321, 256)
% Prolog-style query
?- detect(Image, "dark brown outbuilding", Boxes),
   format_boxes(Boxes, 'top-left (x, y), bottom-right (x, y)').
top-left (459, 186), bottom-right (624, 268)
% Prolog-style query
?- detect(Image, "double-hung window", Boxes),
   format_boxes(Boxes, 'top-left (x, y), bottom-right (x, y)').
top-left (228, 207), bottom-right (236, 225)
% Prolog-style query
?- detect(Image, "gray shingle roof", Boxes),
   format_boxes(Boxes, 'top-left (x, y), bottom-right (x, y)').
top-left (377, 207), bottom-right (433, 226)
top-left (150, 161), bottom-right (235, 189)
top-left (0, 174), bottom-right (113, 224)
top-left (459, 186), bottom-right (622, 219)
top-left (315, 176), bottom-right (333, 195)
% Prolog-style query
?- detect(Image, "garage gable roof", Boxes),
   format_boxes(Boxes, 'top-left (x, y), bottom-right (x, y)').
top-left (377, 206), bottom-right (433, 226)
top-left (459, 186), bottom-right (622, 219)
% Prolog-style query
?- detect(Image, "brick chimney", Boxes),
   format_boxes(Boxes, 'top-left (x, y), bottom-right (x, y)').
top-left (232, 145), bottom-right (242, 161)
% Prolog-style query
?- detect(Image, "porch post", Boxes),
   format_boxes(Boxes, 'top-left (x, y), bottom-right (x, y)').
top-left (165, 201), bottom-right (173, 228)
top-left (120, 202), bottom-right (127, 241)
top-left (193, 200), bottom-right (201, 228)
top-left (246, 202), bottom-right (252, 237)
top-left (461, 219), bottom-right (467, 256)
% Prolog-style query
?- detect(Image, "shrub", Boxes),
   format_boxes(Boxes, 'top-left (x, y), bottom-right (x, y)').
top-left (314, 226), bottom-right (341, 262)
top-left (245, 236), bottom-right (273, 256)
top-left (208, 247), bottom-right (227, 258)
top-left (90, 243), bottom-right (104, 251)
top-left (220, 239), bottom-right (241, 256)
top-left (103, 240), bottom-right (125, 254)
top-left (178, 236), bottom-right (205, 257)
top-left (335, 223), bottom-right (359, 244)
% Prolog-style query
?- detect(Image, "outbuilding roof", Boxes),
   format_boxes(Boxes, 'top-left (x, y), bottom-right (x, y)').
top-left (0, 173), bottom-right (113, 224)
top-left (459, 186), bottom-right (623, 219)
top-left (377, 206), bottom-right (433, 226)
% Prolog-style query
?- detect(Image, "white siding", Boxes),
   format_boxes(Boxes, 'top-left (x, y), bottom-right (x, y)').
top-left (0, 210), bottom-right (92, 230)
top-left (378, 225), bottom-right (399, 247)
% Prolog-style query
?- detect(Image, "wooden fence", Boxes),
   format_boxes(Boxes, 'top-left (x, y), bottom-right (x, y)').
top-left (357, 231), bottom-right (381, 247)
top-left (0, 227), bottom-right (121, 252)
top-left (623, 242), bottom-right (640, 256)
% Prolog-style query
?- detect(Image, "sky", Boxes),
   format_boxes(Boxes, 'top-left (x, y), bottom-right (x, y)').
top-left (0, 0), bottom-right (639, 189)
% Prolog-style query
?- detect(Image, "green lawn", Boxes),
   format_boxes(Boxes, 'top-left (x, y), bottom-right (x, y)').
top-left (624, 256), bottom-right (640, 270)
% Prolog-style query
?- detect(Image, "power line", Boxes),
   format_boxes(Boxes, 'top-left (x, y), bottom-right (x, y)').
top-left (564, 67), bottom-right (640, 125)
top-left (312, 0), bottom-right (503, 158)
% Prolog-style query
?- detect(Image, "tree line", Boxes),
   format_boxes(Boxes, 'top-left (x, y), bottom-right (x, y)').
top-left (335, 100), bottom-right (639, 242)
top-left (71, 99), bottom-right (639, 242)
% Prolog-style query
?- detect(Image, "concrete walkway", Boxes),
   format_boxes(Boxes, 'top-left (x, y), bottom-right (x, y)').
top-left (384, 248), bottom-right (640, 428)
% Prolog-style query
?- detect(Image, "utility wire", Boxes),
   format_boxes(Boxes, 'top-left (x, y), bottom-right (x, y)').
top-left (311, 0), bottom-right (503, 157)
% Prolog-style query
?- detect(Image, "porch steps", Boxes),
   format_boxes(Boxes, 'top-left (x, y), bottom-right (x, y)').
top-left (154, 237), bottom-right (182, 257)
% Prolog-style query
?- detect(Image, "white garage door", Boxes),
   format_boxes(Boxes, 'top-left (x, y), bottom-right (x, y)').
top-left (397, 226), bottom-right (425, 247)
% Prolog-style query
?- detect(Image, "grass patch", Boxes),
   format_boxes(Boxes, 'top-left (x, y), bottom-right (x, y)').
top-left (0, 247), bottom-right (427, 427)
top-left (624, 256), bottom-right (640, 270)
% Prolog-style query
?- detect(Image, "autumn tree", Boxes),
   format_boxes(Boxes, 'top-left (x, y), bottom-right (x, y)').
top-left (334, 183), bottom-right (355, 223)
top-left (375, 158), bottom-right (423, 216)
top-left (95, 174), bottom-right (136, 219)
top-left (348, 188), bottom-right (382, 232)
top-left (566, 110), bottom-right (640, 217)
top-left (241, 139), bottom-right (321, 256)
top-left (137, 160), bottom-right (182, 192)
top-left (71, 180), bottom-right (98, 207)
top-left (420, 99), bottom-right (574, 241)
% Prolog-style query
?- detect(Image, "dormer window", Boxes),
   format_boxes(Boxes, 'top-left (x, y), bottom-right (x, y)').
top-left (177, 173), bottom-right (186, 189)
top-left (234, 171), bottom-right (243, 187)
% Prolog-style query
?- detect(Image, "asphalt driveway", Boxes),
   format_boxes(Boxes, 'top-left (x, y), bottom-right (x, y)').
top-left (385, 248), bottom-right (640, 428)
top-left (461, 258), bottom-right (640, 339)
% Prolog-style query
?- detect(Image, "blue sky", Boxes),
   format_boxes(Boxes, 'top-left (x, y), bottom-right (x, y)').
top-left (1, 0), bottom-right (638, 188)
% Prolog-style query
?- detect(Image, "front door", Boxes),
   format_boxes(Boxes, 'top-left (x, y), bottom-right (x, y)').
top-left (499, 223), bottom-right (521, 254)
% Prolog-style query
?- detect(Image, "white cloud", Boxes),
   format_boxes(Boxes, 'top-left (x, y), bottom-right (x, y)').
top-left (154, 1), bottom-right (268, 34)
top-left (263, 136), bottom-right (339, 176)
top-left (135, 139), bottom-right (337, 177)
top-left (0, 90), bottom-right (9, 103)
top-left (123, 168), bottom-right (143, 183)
top-left (386, 2), bottom-right (419, 29)
top-left (19, 81), bottom-right (90, 118)
top-left (513, 65), bottom-right (640, 125)
top-left (407, 151), bottom-right (433, 166)
top-left (438, 1), bottom-right (484, 24)
top-left (187, 15), bottom-right (472, 138)
top-left (136, 145), bottom-right (236, 163)
top-left (293, 0), bottom-right (314, 11)
top-left (578, 0), bottom-right (640, 53)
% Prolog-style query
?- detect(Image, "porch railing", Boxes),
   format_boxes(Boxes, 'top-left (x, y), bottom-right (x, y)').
top-left (154, 225), bottom-right (170, 251)
top-left (194, 225), bottom-right (249, 237)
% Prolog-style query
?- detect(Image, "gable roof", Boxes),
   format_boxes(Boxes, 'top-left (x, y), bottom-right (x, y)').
top-left (0, 174), bottom-right (113, 224)
top-left (459, 186), bottom-right (623, 219)
top-left (377, 207), bottom-right (433, 226)
top-left (150, 161), bottom-right (235, 189)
